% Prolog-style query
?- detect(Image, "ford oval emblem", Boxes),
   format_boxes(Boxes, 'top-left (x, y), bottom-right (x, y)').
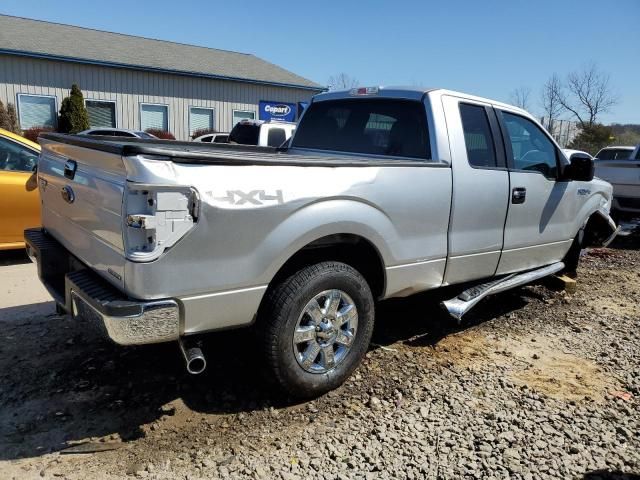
top-left (61, 185), bottom-right (75, 204)
top-left (264, 104), bottom-right (291, 117)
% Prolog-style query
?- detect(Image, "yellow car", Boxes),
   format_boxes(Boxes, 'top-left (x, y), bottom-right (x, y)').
top-left (0, 128), bottom-right (41, 250)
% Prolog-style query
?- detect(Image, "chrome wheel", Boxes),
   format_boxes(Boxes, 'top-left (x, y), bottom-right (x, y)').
top-left (293, 289), bottom-right (358, 374)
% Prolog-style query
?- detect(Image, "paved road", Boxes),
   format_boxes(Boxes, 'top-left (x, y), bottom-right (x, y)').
top-left (0, 250), bottom-right (53, 321)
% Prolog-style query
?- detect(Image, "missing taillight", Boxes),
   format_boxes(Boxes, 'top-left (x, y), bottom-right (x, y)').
top-left (124, 184), bottom-right (199, 262)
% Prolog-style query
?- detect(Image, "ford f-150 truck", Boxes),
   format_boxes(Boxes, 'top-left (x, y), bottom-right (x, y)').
top-left (26, 87), bottom-right (618, 398)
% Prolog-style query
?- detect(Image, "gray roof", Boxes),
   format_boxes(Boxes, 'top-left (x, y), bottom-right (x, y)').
top-left (0, 15), bottom-right (323, 91)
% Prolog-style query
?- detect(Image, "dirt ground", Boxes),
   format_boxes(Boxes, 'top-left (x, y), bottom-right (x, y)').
top-left (0, 230), bottom-right (639, 479)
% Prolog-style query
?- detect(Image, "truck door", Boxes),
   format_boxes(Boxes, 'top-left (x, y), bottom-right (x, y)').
top-left (441, 96), bottom-right (510, 284)
top-left (495, 109), bottom-right (578, 274)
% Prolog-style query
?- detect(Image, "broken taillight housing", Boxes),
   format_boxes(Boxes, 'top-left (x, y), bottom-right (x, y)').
top-left (123, 183), bottom-right (200, 262)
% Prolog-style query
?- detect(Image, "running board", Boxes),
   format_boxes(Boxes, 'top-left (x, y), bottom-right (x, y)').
top-left (441, 262), bottom-right (565, 322)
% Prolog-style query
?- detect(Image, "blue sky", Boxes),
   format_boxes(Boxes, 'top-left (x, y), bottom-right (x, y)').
top-left (3, 0), bottom-right (639, 123)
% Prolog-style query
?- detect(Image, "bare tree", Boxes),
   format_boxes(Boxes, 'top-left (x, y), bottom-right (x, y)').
top-left (327, 73), bottom-right (359, 91)
top-left (540, 74), bottom-right (563, 132)
top-left (509, 86), bottom-right (532, 111)
top-left (558, 63), bottom-right (617, 128)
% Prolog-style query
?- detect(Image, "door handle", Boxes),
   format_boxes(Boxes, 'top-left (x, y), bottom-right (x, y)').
top-left (512, 187), bottom-right (526, 204)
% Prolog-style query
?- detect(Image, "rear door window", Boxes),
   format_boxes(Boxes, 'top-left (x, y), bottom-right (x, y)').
top-left (459, 103), bottom-right (497, 168)
top-left (291, 99), bottom-right (430, 160)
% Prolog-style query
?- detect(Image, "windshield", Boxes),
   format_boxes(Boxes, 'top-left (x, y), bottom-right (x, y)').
top-left (595, 148), bottom-right (633, 160)
top-left (291, 98), bottom-right (430, 160)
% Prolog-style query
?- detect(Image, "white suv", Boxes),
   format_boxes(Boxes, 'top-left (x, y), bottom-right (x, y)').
top-left (229, 120), bottom-right (296, 147)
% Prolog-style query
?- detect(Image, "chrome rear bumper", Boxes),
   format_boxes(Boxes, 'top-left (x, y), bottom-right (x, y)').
top-left (25, 228), bottom-right (180, 345)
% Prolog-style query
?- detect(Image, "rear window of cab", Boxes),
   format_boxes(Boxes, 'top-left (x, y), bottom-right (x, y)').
top-left (292, 98), bottom-right (431, 160)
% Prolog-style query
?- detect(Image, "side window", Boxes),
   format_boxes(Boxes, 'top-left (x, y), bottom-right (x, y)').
top-left (459, 103), bottom-right (497, 168)
top-left (0, 137), bottom-right (39, 172)
top-left (267, 128), bottom-right (287, 147)
top-left (502, 112), bottom-right (558, 178)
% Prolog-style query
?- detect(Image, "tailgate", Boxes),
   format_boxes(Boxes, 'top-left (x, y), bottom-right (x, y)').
top-left (37, 138), bottom-right (127, 288)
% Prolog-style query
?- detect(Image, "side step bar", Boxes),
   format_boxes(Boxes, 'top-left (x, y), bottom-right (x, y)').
top-left (441, 262), bottom-right (565, 322)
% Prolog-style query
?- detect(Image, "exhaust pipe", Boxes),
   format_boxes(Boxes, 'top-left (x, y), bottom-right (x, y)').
top-left (179, 339), bottom-right (207, 375)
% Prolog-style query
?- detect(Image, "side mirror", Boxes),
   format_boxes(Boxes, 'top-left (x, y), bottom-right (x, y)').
top-left (565, 154), bottom-right (594, 181)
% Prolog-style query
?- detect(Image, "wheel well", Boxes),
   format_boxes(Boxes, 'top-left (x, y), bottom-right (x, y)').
top-left (582, 210), bottom-right (617, 247)
top-left (270, 234), bottom-right (386, 299)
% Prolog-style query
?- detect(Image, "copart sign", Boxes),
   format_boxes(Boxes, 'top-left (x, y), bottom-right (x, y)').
top-left (259, 101), bottom-right (297, 122)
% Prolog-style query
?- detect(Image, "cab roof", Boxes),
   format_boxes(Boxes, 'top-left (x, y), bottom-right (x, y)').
top-left (312, 86), bottom-right (529, 117)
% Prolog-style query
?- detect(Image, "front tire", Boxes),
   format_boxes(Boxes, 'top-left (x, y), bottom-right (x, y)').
top-left (259, 261), bottom-right (375, 398)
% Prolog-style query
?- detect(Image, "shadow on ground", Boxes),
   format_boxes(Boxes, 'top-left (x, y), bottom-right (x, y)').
top-left (583, 471), bottom-right (640, 480)
top-left (0, 249), bottom-right (31, 267)
top-left (0, 273), bottom-right (538, 461)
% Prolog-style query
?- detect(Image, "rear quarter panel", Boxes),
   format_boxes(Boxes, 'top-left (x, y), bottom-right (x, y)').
top-left (122, 159), bottom-right (452, 333)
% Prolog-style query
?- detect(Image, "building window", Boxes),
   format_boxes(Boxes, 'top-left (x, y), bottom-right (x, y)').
top-left (140, 103), bottom-right (168, 132)
top-left (189, 107), bottom-right (215, 136)
top-left (86, 100), bottom-right (116, 128)
top-left (17, 94), bottom-right (57, 130)
top-left (232, 110), bottom-right (255, 128)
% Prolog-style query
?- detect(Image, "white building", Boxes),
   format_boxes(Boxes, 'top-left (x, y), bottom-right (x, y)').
top-left (0, 15), bottom-right (323, 140)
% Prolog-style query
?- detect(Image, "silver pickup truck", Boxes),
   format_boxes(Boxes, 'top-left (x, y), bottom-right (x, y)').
top-left (26, 87), bottom-right (618, 397)
top-left (594, 145), bottom-right (640, 216)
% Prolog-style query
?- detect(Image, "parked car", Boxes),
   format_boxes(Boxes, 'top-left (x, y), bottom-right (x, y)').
top-left (193, 132), bottom-right (229, 143)
top-left (28, 86), bottom-right (618, 398)
top-left (594, 144), bottom-right (640, 216)
top-left (594, 146), bottom-right (635, 161)
top-left (229, 119), bottom-right (295, 147)
top-left (0, 128), bottom-right (40, 250)
top-left (78, 128), bottom-right (157, 139)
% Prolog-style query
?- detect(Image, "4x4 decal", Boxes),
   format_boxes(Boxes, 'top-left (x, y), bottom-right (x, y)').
top-left (207, 189), bottom-right (284, 205)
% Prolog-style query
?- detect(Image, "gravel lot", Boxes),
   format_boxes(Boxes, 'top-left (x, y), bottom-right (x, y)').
top-left (1, 229), bottom-right (639, 480)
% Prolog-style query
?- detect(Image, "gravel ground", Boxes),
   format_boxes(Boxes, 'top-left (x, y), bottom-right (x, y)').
top-left (0, 230), bottom-right (639, 480)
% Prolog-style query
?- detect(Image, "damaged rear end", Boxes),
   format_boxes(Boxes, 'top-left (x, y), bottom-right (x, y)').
top-left (26, 135), bottom-right (202, 369)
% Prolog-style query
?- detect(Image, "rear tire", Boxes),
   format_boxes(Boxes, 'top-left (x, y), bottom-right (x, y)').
top-left (259, 261), bottom-right (375, 398)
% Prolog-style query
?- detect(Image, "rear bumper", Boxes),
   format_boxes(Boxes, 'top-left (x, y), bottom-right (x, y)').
top-left (25, 228), bottom-right (180, 345)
